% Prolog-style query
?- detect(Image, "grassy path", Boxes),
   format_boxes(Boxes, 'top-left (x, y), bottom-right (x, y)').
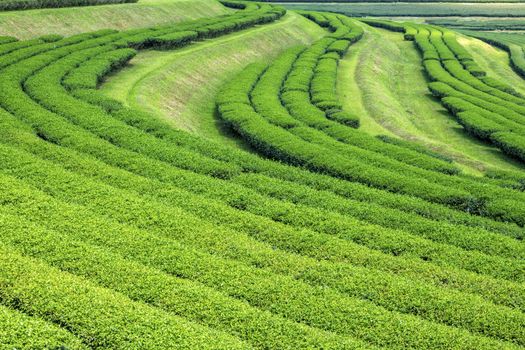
top-left (101, 12), bottom-right (326, 146)
top-left (0, 0), bottom-right (229, 39)
top-left (338, 23), bottom-right (525, 174)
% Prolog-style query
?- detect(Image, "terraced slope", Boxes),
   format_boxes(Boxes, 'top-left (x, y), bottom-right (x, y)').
top-left (459, 30), bottom-right (525, 81)
top-left (101, 10), bottom-right (325, 144)
top-left (336, 23), bottom-right (525, 174)
top-left (363, 19), bottom-right (525, 165)
top-left (212, 12), bottom-right (525, 346)
top-left (1, 1), bottom-right (525, 349)
top-left (0, 0), bottom-right (230, 39)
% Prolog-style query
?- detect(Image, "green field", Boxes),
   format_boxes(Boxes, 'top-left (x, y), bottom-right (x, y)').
top-left (0, 0), bottom-right (525, 349)
top-left (428, 18), bottom-right (525, 30)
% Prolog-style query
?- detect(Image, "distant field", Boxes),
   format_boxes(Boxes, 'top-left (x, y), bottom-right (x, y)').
top-left (276, 2), bottom-right (525, 16)
top-left (428, 18), bottom-right (525, 30)
top-left (462, 30), bottom-right (525, 44)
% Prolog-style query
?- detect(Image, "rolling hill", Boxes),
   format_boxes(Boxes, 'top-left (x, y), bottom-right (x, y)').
top-left (0, 0), bottom-right (524, 349)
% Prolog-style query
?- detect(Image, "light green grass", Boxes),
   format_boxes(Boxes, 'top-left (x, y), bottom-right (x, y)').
top-left (457, 33), bottom-right (525, 96)
top-left (338, 23), bottom-right (525, 174)
top-left (101, 11), bottom-right (326, 147)
top-left (0, 0), bottom-right (229, 39)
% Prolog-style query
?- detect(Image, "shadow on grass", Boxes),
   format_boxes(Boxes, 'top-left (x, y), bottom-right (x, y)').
top-left (212, 106), bottom-right (262, 155)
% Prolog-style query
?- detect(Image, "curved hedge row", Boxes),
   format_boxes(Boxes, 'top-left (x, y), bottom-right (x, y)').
top-left (63, 48), bottom-right (136, 89)
top-left (217, 15), bottom-right (525, 228)
top-left (72, 84), bottom-right (523, 239)
top-left (57, 46), bottom-right (525, 288)
top-left (280, 14), bottom-right (466, 176)
top-left (460, 30), bottom-right (525, 81)
top-left (0, 245), bottom-right (251, 350)
top-left (1, 4), bottom-right (525, 348)
top-left (1, 131), bottom-right (523, 349)
top-left (0, 303), bottom-right (86, 350)
top-left (33, 29), bottom-right (525, 241)
top-left (54, 11), bottom-right (524, 238)
top-left (294, 12), bottom-right (363, 127)
top-left (68, 38), bottom-right (525, 238)
top-left (365, 19), bottom-right (525, 163)
top-left (5, 90), bottom-right (525, 316)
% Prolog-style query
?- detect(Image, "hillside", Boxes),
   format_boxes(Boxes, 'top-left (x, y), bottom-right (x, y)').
top-left (0, 0), bottom-right (138, 12)
top-left (0, 0), bottom-right (230, 38)
top-left (337, 24), bottom-right (525, 173)
top-left (101, 10), bottom-right (325, 144)
top-left (0, 0), bottom-right (524, 349)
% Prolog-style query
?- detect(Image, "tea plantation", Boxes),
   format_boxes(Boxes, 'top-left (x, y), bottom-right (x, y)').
top-left (0, 0), bottom-right (524, 349)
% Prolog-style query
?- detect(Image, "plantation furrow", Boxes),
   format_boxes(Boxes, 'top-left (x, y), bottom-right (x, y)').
top-left (218, 55), bottom-right (525, 226)
top-left (27, 10), bottom-right (520, 266)
top-left (0, 173), bottom-right (522, 349)
top-left (274, 40), bottom-right (525, 211)
top-left (0, 6), bottom-right (288, 190)
top-left (79, 92), bottom-right (522, 240)
top-left (0, 6), bottom-right (294, 189)
top-left (0, 244), bottom-right (252, 350)
top-left (0, 14), bottom-right (519, 274)
top-left (23, 46), bottom-right (243, 178)
top-left (424, 27), bottom-right (525, 162)
top-left (0, 304), bottom-right (88, 350)
top-left (62, 48), bottom-right (138, 90)
top-left (423, 59), bottom-right (525, 126)
top-left (35, 48), bottom-right (525, 258)
top-left (2, 111), bottom-right (525, 316)
top-left (1, 2), bottom-right (524, 346)
top-left (3, 108), bottom-right (524, 288)
top-left (276, 20), bottom-right (461, 176)
top-left (365, 19), bottom-right (525, 164)
top-left (19, 8), bottom-right (516, 270)
top-left (429, 81), bottom-right (525, 130)
top-left (429, 30), bottom-right (525, 109)
top-left (251, 48), bottom-right (463, 182)
top-left (60, 45), bottom-right (522, 237)
top-left (0, 210), bottom-right (368, 350)
top-left (230, 172), bottom-right (525, 249)
top-left (259, 43), bottom-right (524, 196)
